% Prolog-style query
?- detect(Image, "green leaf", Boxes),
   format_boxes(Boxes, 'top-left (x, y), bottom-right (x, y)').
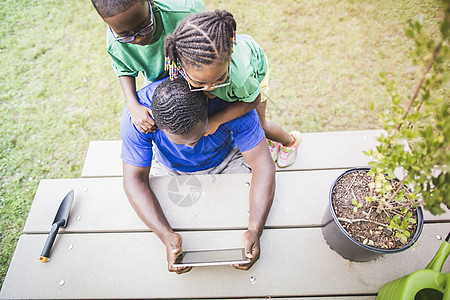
top-left (401, 220), bottom-right (408, 229)
top-left (365, 196), bottom-right (375, 202)
top-left (407, 218), bottom-right (417, 224)
top-left (395, 232), bottom-right (408, 243)
top-left (363, 149), bottom-right (373, 156)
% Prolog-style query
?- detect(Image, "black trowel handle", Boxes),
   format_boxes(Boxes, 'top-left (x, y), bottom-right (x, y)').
top-left (39, 223), bottom-right (60, 262)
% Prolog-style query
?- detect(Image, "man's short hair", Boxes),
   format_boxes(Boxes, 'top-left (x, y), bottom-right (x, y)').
top-left (152, 77), bottom-right (208, 135)
top-left (91, 0), bottom-right (142, 19)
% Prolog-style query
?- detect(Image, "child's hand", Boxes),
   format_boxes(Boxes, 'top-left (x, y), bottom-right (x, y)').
top-left (166, 232), bottom-right (192, 274)
top-left (130, 104), bottom-right (157, 133)
top-left (232, 230), bottom-right (260, 270)
top-left (204, 115), bottom-right (222, 136)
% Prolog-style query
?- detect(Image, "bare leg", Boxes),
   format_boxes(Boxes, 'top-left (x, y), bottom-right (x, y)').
top-left (256, 101), bottom-right (294, 147)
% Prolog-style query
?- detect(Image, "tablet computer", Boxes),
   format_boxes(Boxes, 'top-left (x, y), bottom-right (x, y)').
top-left (172, 248), bottom-right (251, 267)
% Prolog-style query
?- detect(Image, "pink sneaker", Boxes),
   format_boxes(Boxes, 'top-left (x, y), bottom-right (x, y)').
top-left (267, 140), bottom-right (280, 162)
top-left (277, 131), bottom-right (302, 168)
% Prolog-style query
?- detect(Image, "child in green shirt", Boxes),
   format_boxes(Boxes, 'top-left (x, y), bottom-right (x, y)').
top-left (164, 9), bottom-right (302, 167)
top-left (91, 0), bottom-right (205, 133)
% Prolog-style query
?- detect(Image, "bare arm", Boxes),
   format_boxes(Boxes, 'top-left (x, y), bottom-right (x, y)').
top-left (122, 162), bottom-right (191, 273)
top-left (233, 138), bottom-right (276, 270)
top-left (205, 94), bottom-right (261, 136)
top-left (119, 76), bottom-right (156, 133)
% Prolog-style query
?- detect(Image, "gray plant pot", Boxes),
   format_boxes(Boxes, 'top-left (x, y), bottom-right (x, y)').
top-left (322, 168), bottom-right (424, 262)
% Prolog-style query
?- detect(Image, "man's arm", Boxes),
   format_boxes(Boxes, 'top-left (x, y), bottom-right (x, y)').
top-left (122, 162), bottom-right (191, 274)
top-left (119, 76), bottom-right (156, 133)
top-left (234, 138), bottom-right (275, 270)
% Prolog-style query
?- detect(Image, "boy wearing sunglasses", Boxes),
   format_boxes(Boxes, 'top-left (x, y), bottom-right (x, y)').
top-left (91, 0), bottom-right (205, 133)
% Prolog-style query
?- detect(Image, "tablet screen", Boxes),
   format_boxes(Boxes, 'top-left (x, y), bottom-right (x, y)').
top-left (173, 248), bottom-right (250, 267)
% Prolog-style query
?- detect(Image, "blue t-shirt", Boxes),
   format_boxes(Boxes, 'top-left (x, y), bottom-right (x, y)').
top-left (120, 79), bottom-right (265, 172)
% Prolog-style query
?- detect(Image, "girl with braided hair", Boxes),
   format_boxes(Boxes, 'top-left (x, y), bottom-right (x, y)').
top-left (164, 9), bottom-right (302, 168)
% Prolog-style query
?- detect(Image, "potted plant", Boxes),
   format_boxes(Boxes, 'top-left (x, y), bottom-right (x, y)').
top-left (323, 0), bottom-right (449, 261)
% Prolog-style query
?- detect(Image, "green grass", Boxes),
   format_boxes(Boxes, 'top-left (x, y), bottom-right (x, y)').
top-left (206, 0), bottom-right (446, 132)
top-left (0, 0), bottom-right (446, 289)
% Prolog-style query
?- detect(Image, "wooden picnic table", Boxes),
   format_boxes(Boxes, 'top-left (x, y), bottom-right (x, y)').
top-left (1, 129), bottom-right (449, 299)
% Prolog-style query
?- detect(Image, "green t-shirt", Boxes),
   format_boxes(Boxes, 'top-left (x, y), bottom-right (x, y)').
top-left (106, 0), bottom-right (206, 82)
top-left (210, 34), bottom-right (267, 103)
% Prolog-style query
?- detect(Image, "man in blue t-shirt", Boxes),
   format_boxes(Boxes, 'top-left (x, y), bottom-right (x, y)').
top-left (121, 77), bottom-right (275, 274)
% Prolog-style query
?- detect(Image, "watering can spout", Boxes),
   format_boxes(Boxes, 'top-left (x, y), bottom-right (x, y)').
top-left (426, 231), bottom-right (450, 272)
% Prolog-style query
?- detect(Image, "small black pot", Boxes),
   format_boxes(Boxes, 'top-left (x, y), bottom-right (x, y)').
top-left (322, 168), bottom-right (424, 262)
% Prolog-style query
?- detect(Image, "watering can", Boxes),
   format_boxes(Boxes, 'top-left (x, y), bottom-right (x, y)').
top-left (377, 232), bottom-right (450, 300)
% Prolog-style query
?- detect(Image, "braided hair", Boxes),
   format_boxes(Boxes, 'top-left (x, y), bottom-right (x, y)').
top-left (152, 78), bottom-right (208, 135)
top-left (91, 0), bottom-right (141, 19)
top-left (165, 9), bottom-right (236, 72)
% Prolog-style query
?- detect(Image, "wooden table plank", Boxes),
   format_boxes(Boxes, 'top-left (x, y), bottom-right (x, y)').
top-left (80, 130), bottom-right (383, 177)
top-left (1, 223), bottom-right (448, 299)
top-left (277, 129), bottom-right (383, 171)
top-left (23, 171), bottom-right (450, 234)
top-left (23, 171), bottom-right (341, 233)
top-left (81, 140), bottom-right (123, 178)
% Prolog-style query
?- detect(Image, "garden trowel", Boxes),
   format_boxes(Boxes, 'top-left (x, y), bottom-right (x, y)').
top-left (38, 189), bottom-right (74, 262)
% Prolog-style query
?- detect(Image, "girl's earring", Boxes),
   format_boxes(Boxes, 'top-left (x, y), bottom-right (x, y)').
top-left (231, 31), bottom-right (237, 46)
top-left (176, 60), bottom-right (186, 78)
top-left (165, 56), bottom-right (170, 72)
top-left (165, 56), bottom-right (179, 80)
